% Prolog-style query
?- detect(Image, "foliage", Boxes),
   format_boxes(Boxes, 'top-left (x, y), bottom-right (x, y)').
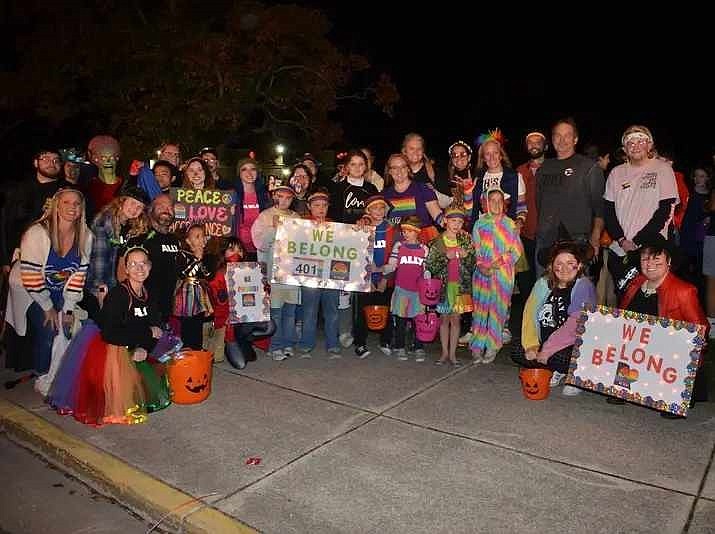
top-left (2, 0), bottom-right (399, 158)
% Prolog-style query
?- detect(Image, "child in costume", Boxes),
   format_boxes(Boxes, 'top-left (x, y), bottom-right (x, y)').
top-left (470, 188), bottom-right (523, 363)
top-left (353, 194), bottom-right (397, 357)
top-left (208, 237), bottom-right (244, 366)
top-left (383, 216), bottom-right (429, 361)
top-left (174, 224), bottom-right (216, 350)
top-left (48, 247), bottom-right (167, 425)
top-left (251, 184), bottom-right (300, 361)
top-left (296, 190), bottom-right (341, 357)
top-left (424, 207), bottom-right (475, 366)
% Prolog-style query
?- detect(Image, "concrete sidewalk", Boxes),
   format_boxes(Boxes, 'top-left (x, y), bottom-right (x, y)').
top-left (2, 343), bottom-right (715, 533)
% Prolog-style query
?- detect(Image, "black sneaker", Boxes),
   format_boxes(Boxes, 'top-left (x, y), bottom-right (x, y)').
top-left (355, 345), bottom-right (371, 359)
top-left (606, 397), bottom-right (626, 405)
top-left (660, 411), bottom-right (684, 419)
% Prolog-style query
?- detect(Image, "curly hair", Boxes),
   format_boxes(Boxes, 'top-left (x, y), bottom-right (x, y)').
top-left (97, 196), bottom-right (149, 240)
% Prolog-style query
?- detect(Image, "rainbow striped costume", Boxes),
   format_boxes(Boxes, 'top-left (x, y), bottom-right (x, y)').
top-left (470, 214), bottom-right (523, 354)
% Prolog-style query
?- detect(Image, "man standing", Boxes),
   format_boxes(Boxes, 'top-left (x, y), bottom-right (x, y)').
top-left (126, 194), bottom-right (180, 322)
top-left (86, 135), bottom-right (123, 216)
top-left (603, 125), bottom-right (678, 295)
top-left (516, 131), bottom-right (547, 295)
top-left (0, 150), bottom-right (64, 273)
top-left (536, 118), bottom-right (605, 272)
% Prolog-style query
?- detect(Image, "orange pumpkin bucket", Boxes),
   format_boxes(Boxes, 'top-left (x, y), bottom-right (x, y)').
top-left (519, 368), bottom-right (553, 401)
top-left (167, 350), bottom-right (213, 404)
top-left (363, 305), bottom-right (389, 331)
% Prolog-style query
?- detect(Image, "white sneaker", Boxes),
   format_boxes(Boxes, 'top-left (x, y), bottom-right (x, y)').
top-left (395, 348), bottom-right (408, 361)
top-left (549, 371), bottom-right (566, 387)
top-left (458, 332), bottom-right (472, 345)
top-left (272, 350), bottom-right (288, 361)
top-left (482, 348), bottom-right (498, 363)
top-left (562, 385), bottom-right (582, 396)
top-left (379, 344), bottom-right (391, 356)
top-left (502, 328), bottom-right (512, 344)
top-left (339, 332), bottom-right (354, 348)
top-left (283, 347), bottom-right (294, 358)
top-left (414, 349), bottom-right (426, 362)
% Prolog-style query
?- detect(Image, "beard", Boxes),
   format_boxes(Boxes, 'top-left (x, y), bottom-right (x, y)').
top-left (152, 212), bottom-right (174, 230)
top-left (528, 148), bottom-right (545, 160)
top-left (37, 167), bottom-right (60, 179)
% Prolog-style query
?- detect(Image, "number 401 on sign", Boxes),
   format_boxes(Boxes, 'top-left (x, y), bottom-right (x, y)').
top-left (293, 258), bottom-right (323, 278)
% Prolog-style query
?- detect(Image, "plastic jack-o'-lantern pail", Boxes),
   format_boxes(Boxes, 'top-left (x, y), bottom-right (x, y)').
top-left (519, 368), bottom-right (553, 401)
top-left (415, 312), bottom-right (439, 342)
top-left (167, 350), bottom-right (213, 404)
top-left (364, 305), bottom-right (389, 331)
top-left (418, 278), bottom-right (442, 306)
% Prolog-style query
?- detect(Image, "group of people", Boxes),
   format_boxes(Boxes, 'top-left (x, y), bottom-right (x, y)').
top-left (1, 117), bottom-right (711, 425)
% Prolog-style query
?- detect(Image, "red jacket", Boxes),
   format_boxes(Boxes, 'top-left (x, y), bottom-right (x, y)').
top-left (673, 170), bottom-right (689, 230)
top-left (620, 272), bottom-right (707, 336)
top-left (516, 161), bottom-right (540, 240)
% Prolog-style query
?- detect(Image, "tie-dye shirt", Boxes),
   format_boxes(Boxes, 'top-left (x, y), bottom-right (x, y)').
top-left (384, 181), bottom-right (437, 227)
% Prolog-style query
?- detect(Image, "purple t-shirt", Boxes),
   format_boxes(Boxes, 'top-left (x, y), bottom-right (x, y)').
top-left (384, 181), bottom-right (437, 227)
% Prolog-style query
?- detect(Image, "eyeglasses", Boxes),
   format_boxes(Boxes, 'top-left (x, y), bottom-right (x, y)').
top-left (625, 138), bottom-right (649, 147)
top-left (38, 156), bottom-right (61, 164)
top-left (127, 261), bottom-right (150, 269)
top-left (451, 153), bottom-right (469, 160)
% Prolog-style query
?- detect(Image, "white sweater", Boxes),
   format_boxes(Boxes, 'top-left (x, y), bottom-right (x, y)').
top-left (6, 224), bottom-right (93, 335)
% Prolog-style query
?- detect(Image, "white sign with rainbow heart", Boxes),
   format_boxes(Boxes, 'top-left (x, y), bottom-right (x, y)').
top-left (567, 305), bottom-right (706, 417)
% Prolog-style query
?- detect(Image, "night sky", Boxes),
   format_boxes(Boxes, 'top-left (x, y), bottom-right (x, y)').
top-left (3, 2), bottom-right (713, 175)
top-left (312, 4), bottom-right (714, 173)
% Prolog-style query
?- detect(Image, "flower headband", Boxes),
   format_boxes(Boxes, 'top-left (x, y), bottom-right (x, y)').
top-left (448, 140), bottom-right (472, 157)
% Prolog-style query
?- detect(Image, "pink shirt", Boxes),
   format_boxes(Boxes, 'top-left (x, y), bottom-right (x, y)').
top-left (444, 236), bottom-right (460, 283)
top-left (392, 242), bottom-right (427, 292)
top-left (604, 159), bottom-right (679, 241)
top-left (239, 191), bottom-right (260, 252)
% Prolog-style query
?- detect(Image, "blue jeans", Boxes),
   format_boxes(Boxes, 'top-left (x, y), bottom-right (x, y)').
top-left (27, 302), bottom-right (59, 374)
top-left (269, 303), bottom-right (297, 351)
top-left (298, 288), bottom-right (339, 351)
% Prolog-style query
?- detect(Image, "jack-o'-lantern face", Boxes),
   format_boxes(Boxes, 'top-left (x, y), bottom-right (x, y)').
top-left (424, 285), bottom-right (439, 301)
top-left (185, 373), bottom-right (209, 394)
top-left (521, 379), bottom-right (540, 396)
top-left (365, 306), bottom-right (388, 330)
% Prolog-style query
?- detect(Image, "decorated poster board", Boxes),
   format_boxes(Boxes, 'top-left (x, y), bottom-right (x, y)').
top-left (567, 305), bottom-right (706, 417)
top-left (272, 218), bottom-right (374, 292)
top-left (226, 262), bottom-right (270, 324)
top-left (170, 187), bottom-right (235, 237)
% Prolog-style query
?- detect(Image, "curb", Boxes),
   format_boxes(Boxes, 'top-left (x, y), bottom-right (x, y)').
top-left (0, 398), bottom-right (256, 534)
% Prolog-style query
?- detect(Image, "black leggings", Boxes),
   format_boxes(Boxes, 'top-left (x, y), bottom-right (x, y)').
top-left (393, 316), bottom-right (422, 351)
top-left (511, 343), bottom-right (574, 374)
top-left (180, 316), bottom-right (205, 350)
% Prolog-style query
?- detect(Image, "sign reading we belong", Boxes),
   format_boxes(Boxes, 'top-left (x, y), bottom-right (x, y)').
top-left (170, 187), bottom-right (235, 237)
top-left (226, 262), bottom-right (270, 324)
top-left (272, 218), bottom-right (374, 292)
top-left (567, 305), bottom-right (706, 417)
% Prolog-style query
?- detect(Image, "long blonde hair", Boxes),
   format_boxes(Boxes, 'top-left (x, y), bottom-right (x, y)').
top-left (36, 189), bottom-right (91, 254)
top-left (96, 196), bottom-right (149, 239)
top-left (401, 132), bottom-right (435, 181)
top-left (476, 139), bottom-right (512, 171)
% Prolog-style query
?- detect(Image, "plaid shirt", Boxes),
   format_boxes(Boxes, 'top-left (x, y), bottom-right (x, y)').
top-left (87, 211), bottom-right (126, 292)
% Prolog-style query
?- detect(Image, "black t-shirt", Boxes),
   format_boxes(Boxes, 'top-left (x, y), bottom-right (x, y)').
top-left (627, 288), bottom-right (659, 316)
top-left (100, 283), bottom-right (159, 351)
top-left (126, 230), bottom-right (181, 322)
top-left (539, 286), bottom-right (572, 342)
top-left (329, 179), bottom-right (378, 223)
top-left (0, 178), bottom-right (63, 265)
